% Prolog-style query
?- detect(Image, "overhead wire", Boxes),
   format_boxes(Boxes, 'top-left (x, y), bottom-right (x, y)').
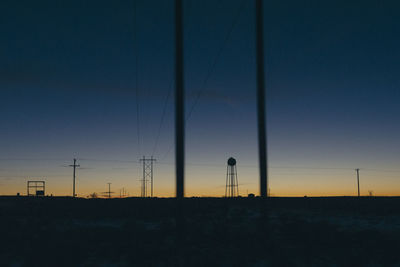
top-left (185, 0), bottom-right (247, 122)
top-left (159, 0), bottom-right (248, 161)
top-left (151, 79), bottom-right (174, 157)
top-left (0, 158), bottom-right (70, 162)
top-left (0, 158), bottom-right (399, 174)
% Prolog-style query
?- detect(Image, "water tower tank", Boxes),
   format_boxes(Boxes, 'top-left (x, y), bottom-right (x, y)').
top-left (227, 157), bottom-right (236, 166)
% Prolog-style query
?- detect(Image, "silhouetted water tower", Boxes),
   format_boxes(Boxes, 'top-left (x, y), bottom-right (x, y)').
top-left (225, 157), bottom-right (239, 197)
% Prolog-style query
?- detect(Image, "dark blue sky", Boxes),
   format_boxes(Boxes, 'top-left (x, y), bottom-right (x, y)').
top-left (1, 0), bottom-right (399, 196)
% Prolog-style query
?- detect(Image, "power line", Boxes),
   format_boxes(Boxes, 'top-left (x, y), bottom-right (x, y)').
top-left (0, 158), bottom-right (397, 174)
top-left (361, 168), bottom-right (400, 173)
top-left (78, 158), bottom-right (139, 163)
top-left (152, 0), bottom-right (200, 160)
top-left (159, 0), bottom-right (247, 161)
top-left (0, 175), bottom-right (70, 178)
top-left (152, 79), bottom-right (173, 157)
top-left (1, 157), bottom-right (400, 175)
top-left (0, 158), bottom-right (70, 161)
top-left (160, 143), bottom-right (174, 162)
top-left (156, 161), bottom-right (350, 169)
top-left (270, 166), bottom-right (355, 170)
top-left (1, 157), bottom-right (400, 173)
top-left (185, 0), bottom-right (247, 122)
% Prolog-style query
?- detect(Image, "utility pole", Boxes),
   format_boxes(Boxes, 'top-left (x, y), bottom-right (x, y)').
top-left (120, 187), bottom-right (126, 198)
top-left (175, 0), bottom-right (185, 201)
top-left (356, 168), bottom-right (360, 197)
top-left (107, 183), bottom-right (112, 198)
top-left (140, 156), bottom-right (156, 197)
top-left (256, 0), bottom-right (267, 198)
top-left (69, 158), bottom-right (80, 197)
top-left (175, 0), bottom-right (185, 253)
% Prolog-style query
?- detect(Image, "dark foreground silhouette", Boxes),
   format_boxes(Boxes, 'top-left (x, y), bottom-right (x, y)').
top-left (1, 196), bottom-right (399, 266)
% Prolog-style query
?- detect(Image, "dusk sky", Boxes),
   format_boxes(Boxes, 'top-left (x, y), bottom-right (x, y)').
top-left (1, 0), bottom-right (399, 197)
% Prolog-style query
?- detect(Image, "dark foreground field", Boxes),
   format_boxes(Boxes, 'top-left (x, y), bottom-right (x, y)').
top-left (1, 196), bottom-right (400, 266)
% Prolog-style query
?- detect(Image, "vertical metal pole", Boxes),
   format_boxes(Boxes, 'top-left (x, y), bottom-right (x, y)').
top-left (235, 165), bottom-right (239, 196)
top-left (228, 166), bottom-right (230, 197)
top-left (142, 156), bottom-right (145, 197)
top-left (69, 159), bottom-right (80, 197)
top-left (225, 165), bottom-right (229, 197)
top-left (356, 168), bottom-right (360, 197)
top-left (73, 158), bottom-right (76, 198)
top-left (256, 0), bottom-right (267, 198)
top-left (175, 0), bottom-right (185, 257)
top-left (175, 0), bottom-right (184, 200)
top-left (231, 166), bottom-right (234, 197)
top-left (228, 166), bottom-right (231, 197)
top-left (151, 156), bottom-right (154, 197)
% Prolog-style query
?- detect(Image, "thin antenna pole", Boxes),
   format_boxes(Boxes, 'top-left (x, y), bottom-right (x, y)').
top-left (356, 168), bottom-right (360, 197)
top-left (256, 0), bottom-right (267, 198)
top-left (175, 0), bottom-right (184, 200)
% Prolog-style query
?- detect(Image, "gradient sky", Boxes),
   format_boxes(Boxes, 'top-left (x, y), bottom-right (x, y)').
top-left (1, 0), bottom-right (399, 197)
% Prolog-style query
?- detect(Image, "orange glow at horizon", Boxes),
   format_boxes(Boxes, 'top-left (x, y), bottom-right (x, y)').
top-left (1, 173), bottom-right (400, 197)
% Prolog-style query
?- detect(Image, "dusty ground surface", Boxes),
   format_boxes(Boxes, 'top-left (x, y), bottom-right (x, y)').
top-left (1, 196), bottom-right (400, 266)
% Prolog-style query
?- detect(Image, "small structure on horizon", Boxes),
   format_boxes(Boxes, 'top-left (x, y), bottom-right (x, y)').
top-left (225, 157), bottom-right (239, 197)
top-left (101, 183), bottom-right (114, 198)
top-left (27, 181), bottom-right (45, 196)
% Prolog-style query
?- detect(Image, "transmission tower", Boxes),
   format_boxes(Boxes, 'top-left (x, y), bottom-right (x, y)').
top-left (69, 158), bottom-right (80, 197)
top-left (225, 157), bottom-right (239, 197)
top-left (140, 156), bottom-right (156, 197)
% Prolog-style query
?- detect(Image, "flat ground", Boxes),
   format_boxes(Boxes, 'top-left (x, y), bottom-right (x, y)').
top-left (1, 197), bottom-right (400, 266)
